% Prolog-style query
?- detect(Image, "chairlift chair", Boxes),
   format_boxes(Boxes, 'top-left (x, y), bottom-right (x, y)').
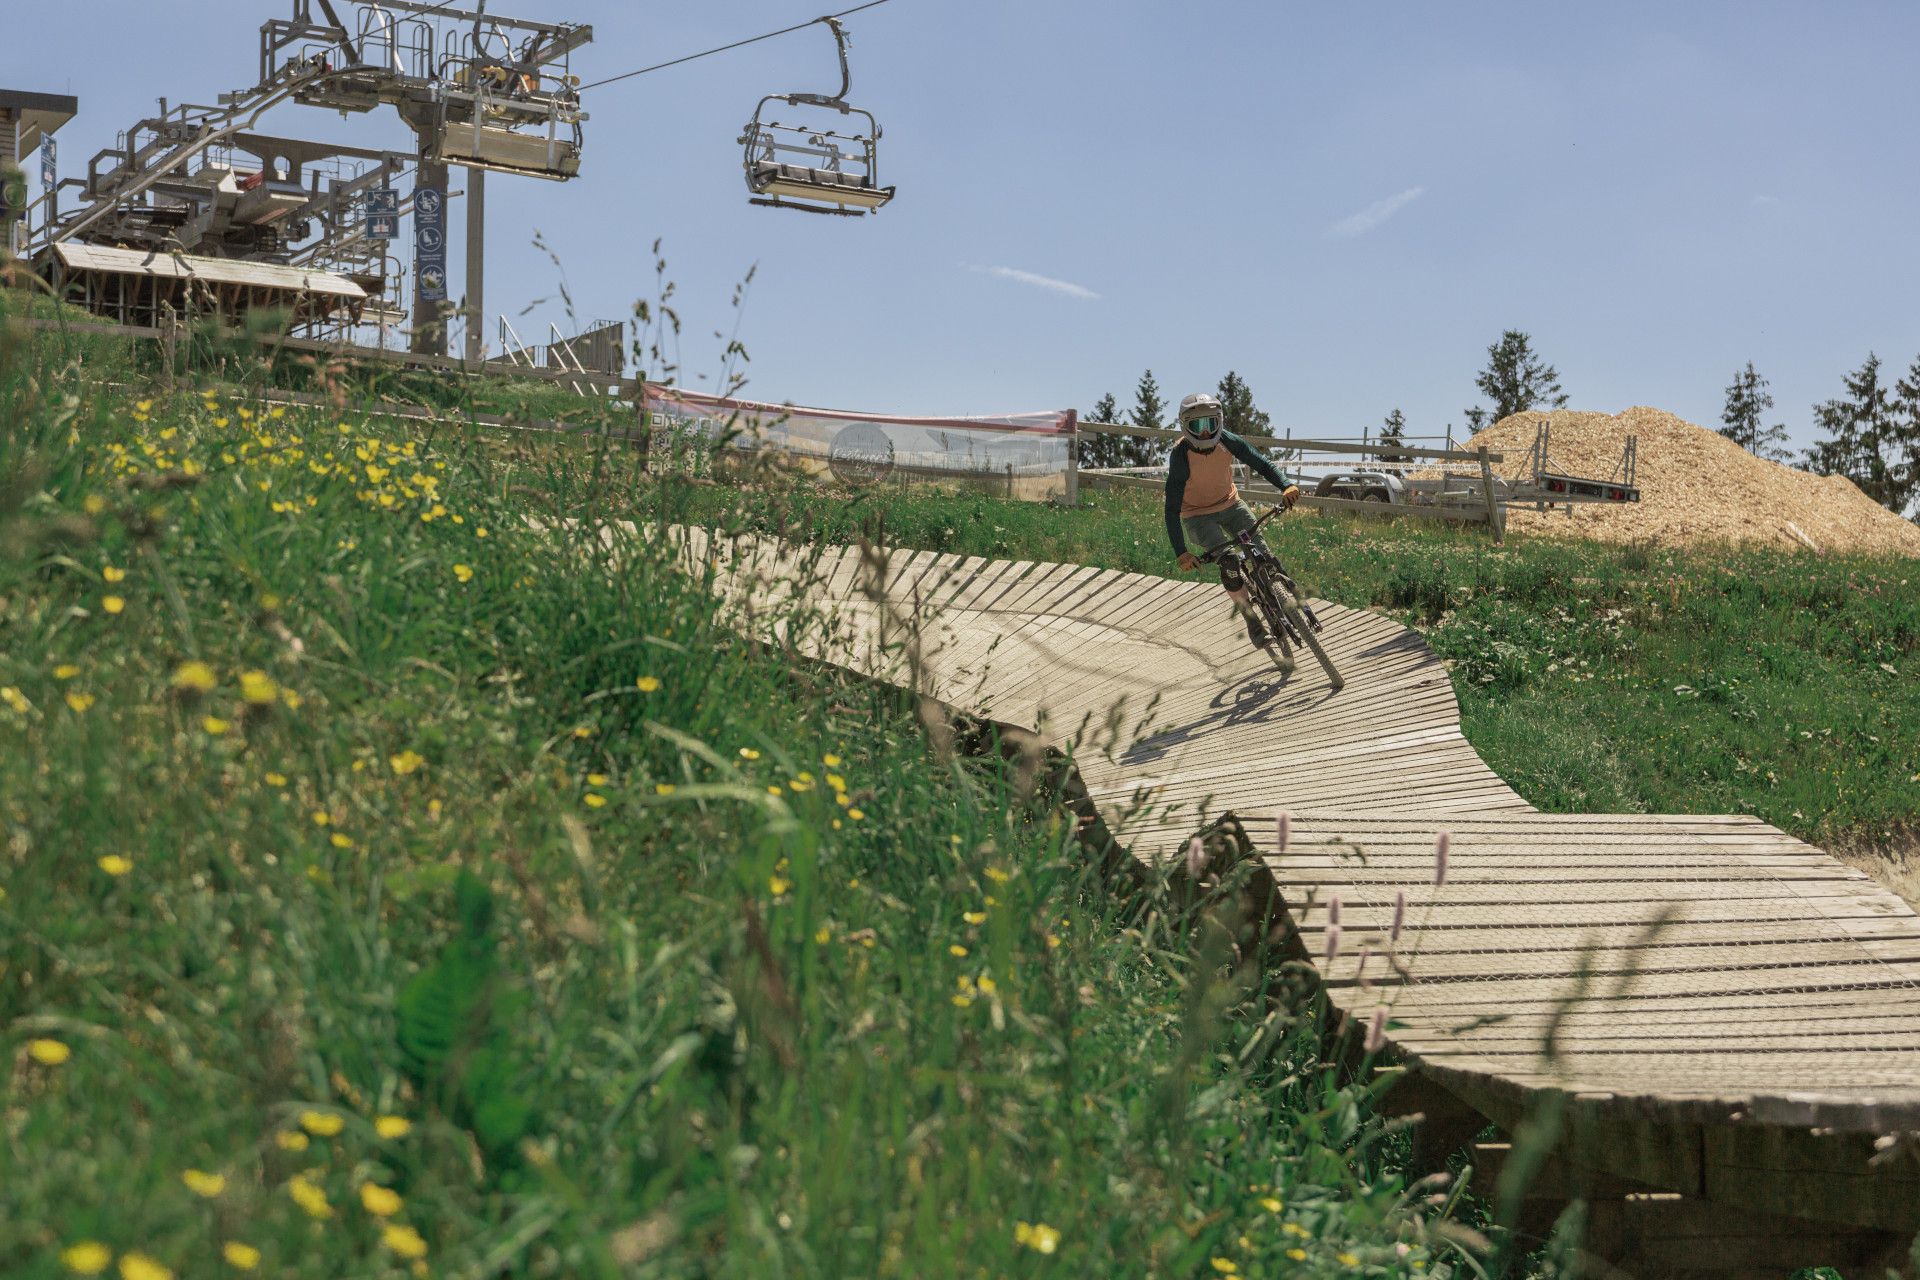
top-left (739, 17), bottom-right (894, 216)
top-left (429, 28), bottom-right (587, 181)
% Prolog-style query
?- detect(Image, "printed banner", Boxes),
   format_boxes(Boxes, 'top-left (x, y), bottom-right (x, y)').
top-left (645, 387), bottom-right (1075, 496)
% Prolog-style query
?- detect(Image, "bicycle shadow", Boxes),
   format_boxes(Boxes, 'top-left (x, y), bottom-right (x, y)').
top-left (1119, 666), bottom-right (1341, 766)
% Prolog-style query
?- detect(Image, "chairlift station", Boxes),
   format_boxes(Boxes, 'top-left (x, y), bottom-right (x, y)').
top-left (7, 2), bottom-right (903, 356)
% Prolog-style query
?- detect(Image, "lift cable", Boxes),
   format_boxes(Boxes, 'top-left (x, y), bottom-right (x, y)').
top-left (578, 0), bottom-right (898, 92)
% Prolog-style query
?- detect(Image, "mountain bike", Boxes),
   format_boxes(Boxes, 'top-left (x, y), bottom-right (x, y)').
top-left (1198, 505), bottom-right (1344, 689)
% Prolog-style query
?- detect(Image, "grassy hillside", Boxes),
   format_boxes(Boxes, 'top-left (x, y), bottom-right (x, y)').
top-left (0, 312), bottom-right (1462, 1276)
top-left (686, 482), bottom-right (1920, 873)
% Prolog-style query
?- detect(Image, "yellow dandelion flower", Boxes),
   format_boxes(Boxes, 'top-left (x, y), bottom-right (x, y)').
top-left (976, 974), bottom-right (997, 994)
top-left (330, 833), bottom-right (354, 849)
top-left (299, 1110), bottom-right (344, 1137)
top-left (118, 1253), bottom-right (171, 1280)
top-left (29, 1038), bottom-right (72, 1065)
top-left (1046, 933), bottom-right (1061, 948)
top-left (951, 994), bottom-right (972, 1007)
top-left (765, 785), bottom-right (782, 797)
top-left (948, 944), bottom-right (968, 958)
top-left (202, 716), bottom-right (231, 736)
top-left (54, 664), bottom-right (81, 680)
top-left (1337, 1253), bottom-right (1360, 1267)
top-left (388, 749), bottom-right (425, 776)
top-left (847, 808), bottom-right (865, 821)
top-left (172, 661), bottom-right (217, 693)
top-left (962, 911), bottom-right (986, 925)
top-left (102, 565), bottom-right (128, 583)
top-left (287, 1174), bottom-right (331, 1218)
top-left (652, 783), bottom-right (676, 796)
top-left (84, 495), bottom-right (108, 515)
top-left (1287, 1249), bottom-right (1308, 1262)
top-left (280, 688), bottom-right (303, 710)
top-left (835, 792), bottom-right (852, 808)
top-left (359, 1182), bottom-right (404, 1217)
top-left (374, 1115), bottom-right (411, 1139)
top-left (239, 671), bottom-right (278, 706)
top-left (635, 675), bottom-right (661, 692)
top-left (265, 772), bottom-right (288, 787)
top-left (1260, 1197), bottom-right (1283, 1214)
top-left (65, 691), bottom-right (96, 713)
top-left (823, 753), bottom-right (842, 767)
top-left (1210, 1260), bottom-right (1238, 1275)
top-left (825, 773), bottom-right (846, 792)
top-left (1283, 1222), bottom-right (1310, 1238)
top-left (572, 725), bottom-right (593, 738)
top-left (584, 793), bottom-right (608, 808)
top-left (1018, 1222), bottom-right (1060, 1254)
top-left (220, 1242), bottom-right (260, 1271)
top-left (102, 596), bottom-right (126, 615)
top-left (768, 876), bottom-right (791, 896)
top-left (586, 773), bottom-right (608, 786)
top-left (984, 866), bottom-right (1010, 883)
top-left (452, 563), bottom-right (474, 583)
top-left (60, 1242), bottom-right (112, 1275)
top-left (381, 1224), bottom-right (428, 1260)
top-left (1, 686), bottom-right (29, 713)
top-left (98, 855), bottom-right (133, 877)
top-left (831, 818), bottom-right (842, 830)
top-left (738, 747), bottom-right (761, 760)
top-left (181, 1169), bottom-right (227, 1198)
top-left (787, 778), bottom-right (810, 792)
top-left (815, 926), bottom-right (832, 944)
top-left (310, 810), bottom-right (330, 826)
top-left (476, 526), bottom-right (489, 538)
top-left (274, 1130), bottom-right (308, 1152)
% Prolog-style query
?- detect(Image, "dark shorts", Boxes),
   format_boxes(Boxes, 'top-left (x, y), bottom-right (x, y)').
top-left (1181, 501), bottom-right (1258, 555)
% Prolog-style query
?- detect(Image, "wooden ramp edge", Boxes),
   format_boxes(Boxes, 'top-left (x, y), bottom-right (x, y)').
top-left (684, 529), bottom-right (1920, 1241)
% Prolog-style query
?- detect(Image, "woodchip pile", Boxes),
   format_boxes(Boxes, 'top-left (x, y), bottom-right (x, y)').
top-left (1465, 407), bottom-right (1920, 558)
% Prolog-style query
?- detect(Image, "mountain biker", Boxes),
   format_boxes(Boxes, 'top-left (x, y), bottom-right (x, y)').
top-left (1165, 392), bottom-right (1303, 645)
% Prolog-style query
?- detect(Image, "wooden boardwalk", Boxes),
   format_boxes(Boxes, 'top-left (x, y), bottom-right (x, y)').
top-left (689, 530), bottom-right (1920, 1260)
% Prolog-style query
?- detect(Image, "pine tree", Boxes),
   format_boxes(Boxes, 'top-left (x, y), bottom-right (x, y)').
top-left (1216, 371), bottom-right (1271, 437)
top-left (1379, 408), bottom-right (1408, 465)
top-left (1805, 353), bottom-right (1911, 512)
top-left (1470, 330), bottom-right (1569, 424)
top-left (1718, 362), bottom-right (1792, 462)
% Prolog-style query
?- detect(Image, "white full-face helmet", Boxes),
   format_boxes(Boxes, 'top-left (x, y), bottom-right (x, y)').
top-left (1178, 392), bottom-right (1225, 449)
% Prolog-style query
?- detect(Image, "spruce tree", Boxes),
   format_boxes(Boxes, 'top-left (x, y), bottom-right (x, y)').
top-left (1471, 330), bottom-right (1569, 424)
top-left (1379, 408), bottom-right (1408, 465)
top-left (1119, 369), bottom-right (1169, 467)
top-left (1216, 371), bottom-right (1271, 437)
top-left (1079, 392), bottom-right (1123, 468)
top-left (1719, 362), bottom-right (1792, 462)
top-left (1131, 368), bottom-right (1167, 432)
top-left (1890, 354), bottom-right (1920, 516)
top-left (1805, 353), bottom-right (1911, 512)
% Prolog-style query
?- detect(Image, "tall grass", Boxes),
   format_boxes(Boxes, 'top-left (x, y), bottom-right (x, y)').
top-left (0, 305), bottom-right (1457, 1276)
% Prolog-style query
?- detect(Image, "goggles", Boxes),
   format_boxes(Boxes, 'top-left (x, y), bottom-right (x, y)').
top-left (1184, 415), bottom-right (1220, 438)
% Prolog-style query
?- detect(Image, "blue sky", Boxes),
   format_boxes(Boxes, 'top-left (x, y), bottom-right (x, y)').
top-left (11, 1), bottom-right (1920, 449)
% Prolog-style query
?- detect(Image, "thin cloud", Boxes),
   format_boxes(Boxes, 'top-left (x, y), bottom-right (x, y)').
top-left (1327, 186), bottom-right (1428, 238)
top-left (971, 264), bottom-right (1101, 300)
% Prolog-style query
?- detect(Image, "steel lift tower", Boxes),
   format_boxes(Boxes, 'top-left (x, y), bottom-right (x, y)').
top-left (257, 0), bottom-right (592, 357)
